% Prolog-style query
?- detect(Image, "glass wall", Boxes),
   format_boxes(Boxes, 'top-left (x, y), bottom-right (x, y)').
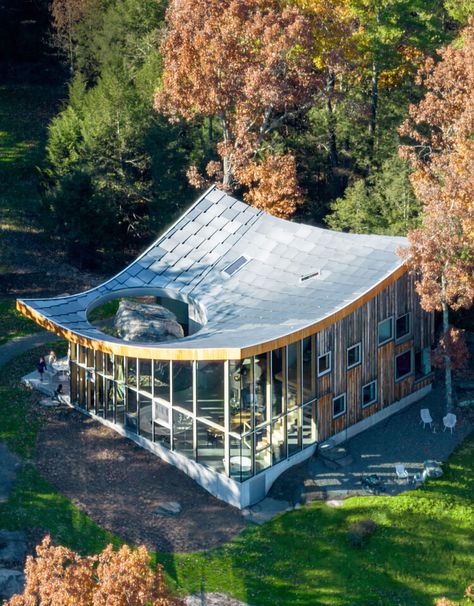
top-left (69, 335), bottom-right (319, 483)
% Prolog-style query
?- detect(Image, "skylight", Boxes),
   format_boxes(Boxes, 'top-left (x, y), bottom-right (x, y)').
top-left (222, 255), bottom-right (250, 277)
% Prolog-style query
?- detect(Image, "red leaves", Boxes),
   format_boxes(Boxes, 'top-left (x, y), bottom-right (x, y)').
top-left (431, 326), bottom-right (469, 370)
top-left (5, 536), bottom-right (184, 606)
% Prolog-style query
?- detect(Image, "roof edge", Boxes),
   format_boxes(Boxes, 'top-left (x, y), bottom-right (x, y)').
top-left (17, 262), bottom-right (407, 361)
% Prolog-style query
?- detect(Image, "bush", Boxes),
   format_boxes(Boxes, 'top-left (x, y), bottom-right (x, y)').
top-left (5, 536), bottom-right (184, 606)
top-left (346, 519), bottom-right (377, 548)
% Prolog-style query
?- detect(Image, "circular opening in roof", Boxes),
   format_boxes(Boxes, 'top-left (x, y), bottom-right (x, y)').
top-left (87, 292), bottom-right (206, 342)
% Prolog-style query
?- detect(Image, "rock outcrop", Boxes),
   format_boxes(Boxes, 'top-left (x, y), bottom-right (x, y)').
top-left (114, 300), bottom-right (184, 342)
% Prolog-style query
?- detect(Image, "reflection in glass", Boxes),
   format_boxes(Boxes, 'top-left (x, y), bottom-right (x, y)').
top-left (125, 388), bottom-right (138, 433)
top-left (154, 360), bottom-right (170, 402)
top-left (197, 422), bottom-right (224, 472)
top-left (172, 361), bottom-right (193, 412)
top-left (172, 410), bottom-right (194, 459)
top-left (154, 422), bottom-right (171, 449)
top-left (255, 424), bottom-right (271, 473)
top-left (138, 394), bottom-right (153, 440)
top-left (287, 342), bottom-right (300, 409)
top-left (127, 358), bottom-right (137, 387)
top-left (272, 417), bottom-right (286, 463)
top-left (196, 361), bottom-right (224, 425)
top-left (229, 359), bottom-right (253, 433)
top-left (271, 349), bottom-right (284, 418)
top-left (229, 434), bottom-right (252, 481)
top-left (254, 354), bottom-right (268, 426)
top-left (287, 408), bottom-right (301, 455)
top-left (302, 402), bottom-right (316, 446)
top-left (138, 359), bottom-right (152, 394)
top-left (302, 336), bottom-right (315, 404)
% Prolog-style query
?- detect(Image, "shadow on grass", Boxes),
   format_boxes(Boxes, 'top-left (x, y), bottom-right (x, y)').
top-left (157, 438), bottom-right (474, 606)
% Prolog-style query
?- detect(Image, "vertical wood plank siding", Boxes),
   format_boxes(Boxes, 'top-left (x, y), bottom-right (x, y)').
top-left (316, 272), bottom-right (434, 440)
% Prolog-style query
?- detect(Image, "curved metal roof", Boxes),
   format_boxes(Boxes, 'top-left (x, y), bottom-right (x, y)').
top-left (17, 186), bottom-right (407, 360)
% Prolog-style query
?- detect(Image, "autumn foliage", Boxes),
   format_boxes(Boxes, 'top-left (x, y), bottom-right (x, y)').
top-left (155, 0), bottom-right (321, 217)
top-left (398, 20), bottom-right (474, 410)
top-left (4, 536), bottom-right (184, 606)
top-left (431, 326), bottom-right (469, 371)
top-left (399, 19), bottom-right (474, 313)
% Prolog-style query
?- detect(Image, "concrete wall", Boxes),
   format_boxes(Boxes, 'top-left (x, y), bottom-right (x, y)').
top-left (65, 383), bottom-right (431, 509)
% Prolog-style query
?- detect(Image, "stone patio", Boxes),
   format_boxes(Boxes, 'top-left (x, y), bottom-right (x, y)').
top-left (268, 379), bottom-right (473, 510)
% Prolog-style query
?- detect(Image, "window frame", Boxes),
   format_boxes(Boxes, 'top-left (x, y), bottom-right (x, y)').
top-left (378, 316), bottom-right (394, 346)
top-left (347, 342), bottom-right (362, 370)
top-left (317, 351), bottom-right (332, 377)
top-left (395, 312), bottom-right (411, 342)
top-left (332, 393), bottom-right (346, 419)
top-left (361, 380), bottom-right (377, 408)
top-left (395, 349), bottom-right (414, 382)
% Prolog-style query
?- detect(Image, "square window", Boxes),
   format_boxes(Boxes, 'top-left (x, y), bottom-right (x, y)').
top-left (395, 350), bottom-right (413, 381)
top-left (347, 343), bottom-right (362, 369)
top-left (362, 380), bottom-right (377, 407)
top-left (333, 393), bottom-right (346, 418)
top-left (318, 352), bottom-right (331, 377)
top-left (396, 313), bottom-right (411, 340)
top-left (378, 317), bottom-right (393, 345)
top-left (415, 348), bottom-right (432, 380)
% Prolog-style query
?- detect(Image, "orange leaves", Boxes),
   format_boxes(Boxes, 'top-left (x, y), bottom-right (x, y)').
top-left (238, 153), bottom-right (304, 218)
top-left (155, 0), bottom-right (319, 217)
top-left (399, 19), bottom-right (474, 314)
top-left (5, 537), bottom-right (184, 606)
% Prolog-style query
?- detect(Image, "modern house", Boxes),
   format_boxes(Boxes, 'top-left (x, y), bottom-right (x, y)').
top-left (17, 186), bottom-right (434, 508)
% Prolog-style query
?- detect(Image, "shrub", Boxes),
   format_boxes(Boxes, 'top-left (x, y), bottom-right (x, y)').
top-left (5, 536), bottom-right (184, 606)
top-left (346, 518), bottom-right (377, 548)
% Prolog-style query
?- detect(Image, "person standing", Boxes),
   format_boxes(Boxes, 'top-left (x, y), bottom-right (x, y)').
top-left (37, 356), bottom-right (47, 382)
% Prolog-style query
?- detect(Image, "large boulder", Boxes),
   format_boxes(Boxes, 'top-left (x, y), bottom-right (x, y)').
top-left (114, 300), bottom-right (184, 342)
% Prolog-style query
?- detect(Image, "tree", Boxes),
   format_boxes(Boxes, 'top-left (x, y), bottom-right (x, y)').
top-left (349, 0), bottom-right (445, 157)
top-left (43, 0), bottom-right (193, 268)
top-left (50, 0), bottom-right (96, 72)
top-left (399, 20), bottom-right (474, 411)
top-left (5, 536), bottom-right (184, 606)
top-left (326, 154), bottom-right (421, 234)
top-left (155, 0), bottom-right (321, 218)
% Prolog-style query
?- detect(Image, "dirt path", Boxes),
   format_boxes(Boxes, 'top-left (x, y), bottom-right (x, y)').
top-left (35, 408), bottom-right (246, 553)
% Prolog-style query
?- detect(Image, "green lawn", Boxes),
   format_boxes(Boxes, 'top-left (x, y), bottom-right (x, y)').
top-left (0, 85), bottom-right (62, 229)
top-left (0, 298), bottom-right (41, 344)
top-left (0, 345), bottom-right (473, 605)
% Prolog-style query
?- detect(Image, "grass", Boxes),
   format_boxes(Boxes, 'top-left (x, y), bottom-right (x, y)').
top-left (0, 342), bottom-right (123, 554)
top-left (0, 344), bottom-right (473, 604)
top-left (162, 446), bottom-right (474, 606)
top-left (0, 298), bottom-right (41, 344)
top-left (0, 85), bottom-right (62, 228)
top-left (88, 299), bottom-right (120, 322)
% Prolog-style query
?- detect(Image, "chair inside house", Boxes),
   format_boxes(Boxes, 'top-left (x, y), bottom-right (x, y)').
top-left (395, 464), bottom-right (409, 482)
top-left (420, 408), bottom-right (433, 429)
top-left (443, 413), bottom-right (457, 433)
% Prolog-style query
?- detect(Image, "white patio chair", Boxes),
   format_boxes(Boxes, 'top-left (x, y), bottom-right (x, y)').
top-left (443, 413), bottom-right (457, 433)
top-left (420, 408), bottom-right (433, 429)
top-left (395, 464), bottom-right (409, 482)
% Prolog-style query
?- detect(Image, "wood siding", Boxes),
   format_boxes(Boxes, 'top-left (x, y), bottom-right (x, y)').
top-left (316, 272), bottom-right (434, 440)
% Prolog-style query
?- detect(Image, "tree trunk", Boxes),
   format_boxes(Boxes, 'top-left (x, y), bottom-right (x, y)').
top-left (326, 71), bottom-right (338, 169)
top-left (368, 60), bottom-right (378, 158)
top-left (208, 116), bottom-right (213, 143)
top-left (441, 278), bottom-right (453, 412)
top-left (219, 112), bottom-right (233, 189)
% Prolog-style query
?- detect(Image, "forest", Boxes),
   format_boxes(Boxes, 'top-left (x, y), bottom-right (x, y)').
top-left (1, 0), bottom-right (472, 269)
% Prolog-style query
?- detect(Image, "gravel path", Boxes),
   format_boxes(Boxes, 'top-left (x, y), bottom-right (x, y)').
top-left (0, 332), bottom-right (60, 368)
